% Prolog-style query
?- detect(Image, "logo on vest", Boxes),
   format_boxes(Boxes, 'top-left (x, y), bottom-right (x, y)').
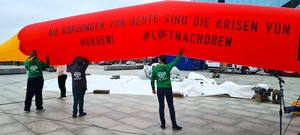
top-left (74, 72), bottom-right (82, 80)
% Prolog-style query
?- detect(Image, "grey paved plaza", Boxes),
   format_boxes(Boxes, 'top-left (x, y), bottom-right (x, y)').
top-left (0, 65), bottom-right (299, 135)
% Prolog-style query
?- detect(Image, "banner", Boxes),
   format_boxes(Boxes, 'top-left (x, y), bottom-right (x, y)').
top-left (16, 1), bottom-right (300, 72)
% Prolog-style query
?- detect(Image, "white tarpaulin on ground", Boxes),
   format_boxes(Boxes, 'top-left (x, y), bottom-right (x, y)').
top-left (43, 72), bottom-right (255, 98)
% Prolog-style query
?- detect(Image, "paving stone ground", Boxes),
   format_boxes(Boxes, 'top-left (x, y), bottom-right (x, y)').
top-left (0, 65), bottom-right (299, 135)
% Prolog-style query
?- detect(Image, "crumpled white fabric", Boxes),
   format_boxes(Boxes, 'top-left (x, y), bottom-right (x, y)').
top-left (172, 72), bottom-right (255, 98)
top-left (43, 72), bottom-right (256, 98)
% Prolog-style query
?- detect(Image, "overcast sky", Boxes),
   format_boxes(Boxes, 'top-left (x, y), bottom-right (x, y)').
top-left (0, 0), bottom-right (172, 44)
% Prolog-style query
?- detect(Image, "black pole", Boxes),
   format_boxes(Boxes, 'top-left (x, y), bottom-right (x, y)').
top-left (273, 72), bottom-right (285, 135)
top-left (279, 81), bottom-right (284, 135)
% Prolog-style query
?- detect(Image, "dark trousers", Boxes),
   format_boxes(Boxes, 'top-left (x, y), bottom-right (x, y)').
top-left (24, 76), bottom-right (44, 111)
top-left (58, 74), bottom-right (67, 97)
top-left (157, 87), bottom-right (177, 126)
top-left (72, 89), bottom-right (86, 115)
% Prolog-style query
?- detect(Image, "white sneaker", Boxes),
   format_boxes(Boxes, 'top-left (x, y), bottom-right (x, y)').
top-left (58, 97), bottom-right (66, 100)
top-left (37, 109), bottom-right (45, 112)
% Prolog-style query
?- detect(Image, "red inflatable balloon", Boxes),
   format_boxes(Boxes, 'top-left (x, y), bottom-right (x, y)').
top-left (18, 1), bottom-right (300, 72)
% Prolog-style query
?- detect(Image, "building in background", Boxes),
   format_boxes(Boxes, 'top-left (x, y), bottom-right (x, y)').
top-left (169, 0), bottom-right (299, 70)
top-left (192, 0), bottom-right (299, 9)
top-left (189, 0), bottom-right (299, 70)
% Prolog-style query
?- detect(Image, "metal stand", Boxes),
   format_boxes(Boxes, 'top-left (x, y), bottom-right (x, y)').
top-left (274, 74), bottom-right (285, 135)
top-left (278, 80), bottom-right (285, 135)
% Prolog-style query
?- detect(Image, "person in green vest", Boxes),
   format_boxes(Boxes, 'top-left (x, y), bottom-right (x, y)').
top-left (24, 50), bottom-right (50, 112)
top-left (151, 48), bottom-right (184, 130)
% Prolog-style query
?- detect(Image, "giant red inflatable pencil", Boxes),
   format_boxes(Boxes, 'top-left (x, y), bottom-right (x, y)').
top-left (17, 1), bottom-right (300, 71)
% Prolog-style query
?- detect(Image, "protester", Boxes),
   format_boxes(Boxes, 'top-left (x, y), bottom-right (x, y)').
top-left (67, 56), bottom-right (89, 118)
top-left (24, 50), bottom-right (50, 112)
top-left (57, 65), bottom-right (67, 100)
top-left (151, 48), bottom-right (184, 130)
